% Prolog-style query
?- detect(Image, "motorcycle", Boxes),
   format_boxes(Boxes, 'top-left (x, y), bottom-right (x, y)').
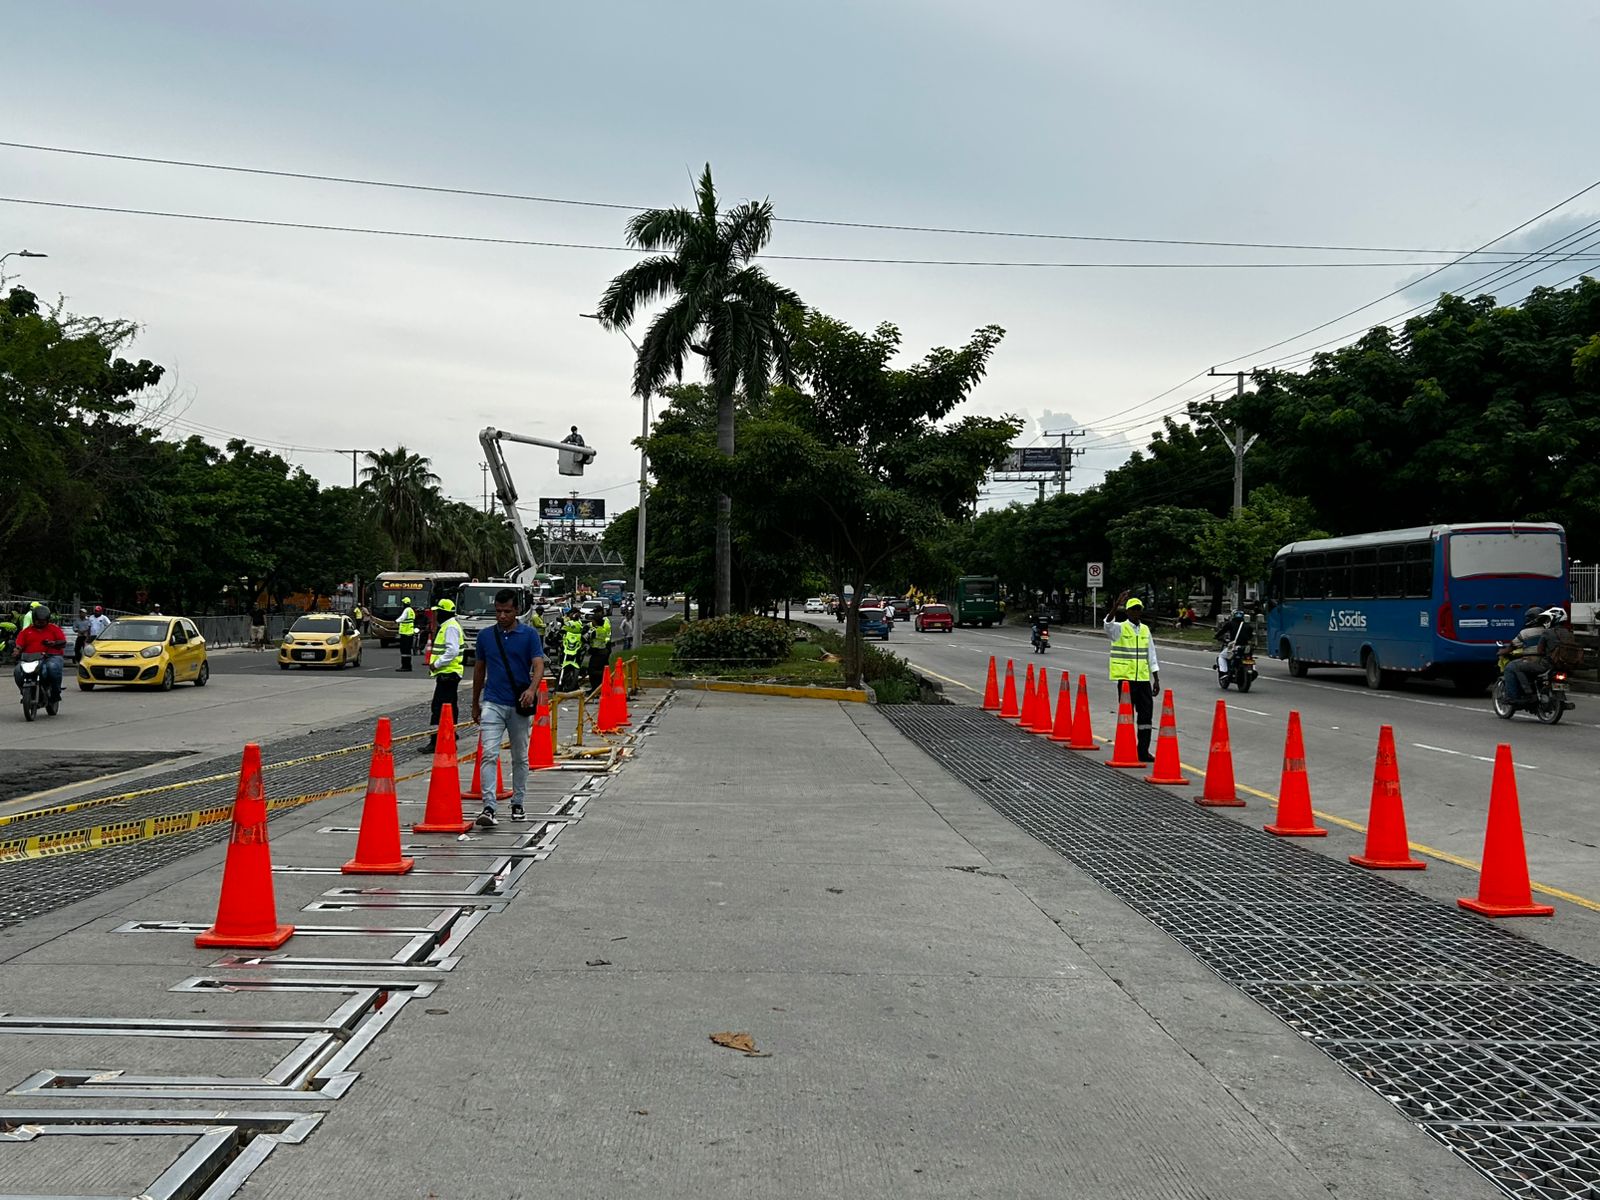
top-left (836, 606), bottom-right (846, 623)
top-left (1217, 640), bottom-right (1258, 692)
top-left (1493, 646), bottom-right (1574, 724)
top-left (556, 625), bottom-right (591, 693)
top-left (17, 652), bottom-right (60, 722)
top-left (1031, 625), bottom-right (1050, 654)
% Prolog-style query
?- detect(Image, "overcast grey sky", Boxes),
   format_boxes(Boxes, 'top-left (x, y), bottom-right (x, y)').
top-left (6, 1), bottom-right (1598, 515)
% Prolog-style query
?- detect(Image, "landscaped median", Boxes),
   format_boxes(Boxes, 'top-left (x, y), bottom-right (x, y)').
top-left (620, 614), bottom-right (925, 703)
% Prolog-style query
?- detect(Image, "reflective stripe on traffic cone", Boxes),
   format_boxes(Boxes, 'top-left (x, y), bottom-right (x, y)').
top-left (981, 657), bottom-right (1001, 711)
top-left (1049, 672), bottom-right (1074, 742)
top-left (1195, 700), bottom-right (1244, 807)
top-left (1264, 711), bottom-right (1326, 837)
top-left (343, 717), bottom-right (415, 875)
top-left (195, 744), bottom-right (295, 949)
top-left (1459, 745), bottom-right (1553, 917)
top-left (1144, 691), bottom-right (1189, 785)
top-left (998, 661), bottom-right (1020, 719)
top-left (1106, 683), bottom-right (1142, 768)
top-left (414, 703), bottom-right (473, 833)
top-left (1068, 674), bottom-right (1098, 752)
top-left (1350, 725), bottom-right (1424, 869)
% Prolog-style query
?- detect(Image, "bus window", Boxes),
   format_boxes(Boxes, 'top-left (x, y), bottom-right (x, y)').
top-left (1325, 550), bottom-right (1351, 598)
top-left (1448, 531), bottom-right (1564, 579)
top-left (1377, 545), bottom-right (1405, 598)
top-left (1351, 548), bottom-right (1377, 598)
top-left (1269, 560), bottom-right (1285, 606)
top-left (1302, 553), bottom-right (1325, 599)
top-left (1403, 543), bottom-right (1434, 598)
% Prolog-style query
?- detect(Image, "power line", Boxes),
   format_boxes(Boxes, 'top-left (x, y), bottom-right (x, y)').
top-left (3, 195), bottom-right (1569, 270)
top-left (4, 137), bottom-right (1589, 259)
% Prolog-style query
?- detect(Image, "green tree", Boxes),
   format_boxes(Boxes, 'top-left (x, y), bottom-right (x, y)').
top-left (1106, 504), bottom-right (1215, 611)
top-left (595, 165), bottom-right (803, 618)
top-left (360, 446), bottom-right (440, 569)
top-left (1192, 486), bottom-right (1323, 602)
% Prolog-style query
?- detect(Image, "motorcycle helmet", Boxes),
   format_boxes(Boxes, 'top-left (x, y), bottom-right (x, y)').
top-left (34, 606), bottom-right (52, 626)
top-left (1232, 610), bottom-right (1246, 621)
top-left (1523, 604), bottom-right (1544, 624)
top-left (1542, 606), bottom-right (1567, 626)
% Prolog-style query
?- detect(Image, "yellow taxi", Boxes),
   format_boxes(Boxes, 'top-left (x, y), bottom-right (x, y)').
top-left (78, 615), bottom-right (210, 691)
top-left (279, 613), bottom-right (363, 670)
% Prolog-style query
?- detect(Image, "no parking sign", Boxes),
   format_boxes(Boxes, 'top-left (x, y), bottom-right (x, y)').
top-left (1086, 562), bottom-right (1104, 589)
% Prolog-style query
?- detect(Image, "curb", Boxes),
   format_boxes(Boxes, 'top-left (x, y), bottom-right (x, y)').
top-left (638, 677), bottom-right (867, 703)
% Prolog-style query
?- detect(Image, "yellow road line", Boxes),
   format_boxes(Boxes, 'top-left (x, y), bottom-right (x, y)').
top-left (1076, 732), bottom-right (1600, 915)
top-left (906, 662), bottom-right (979, 693)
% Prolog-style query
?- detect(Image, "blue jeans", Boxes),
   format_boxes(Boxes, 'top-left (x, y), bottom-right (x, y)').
top-left (1503, 659), bottom-right (1541, 702)
top-left (476, 701), bottom-right (531, 811)
top-left (14, 656), bottom-right (63, 701)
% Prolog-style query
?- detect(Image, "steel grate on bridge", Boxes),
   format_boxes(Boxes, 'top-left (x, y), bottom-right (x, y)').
top-left (883, 705), bottom-right (1600, 1200)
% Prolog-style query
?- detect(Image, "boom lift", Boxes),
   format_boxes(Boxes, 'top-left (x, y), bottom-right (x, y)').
top-left (478, 426), bottom-right (596, 585)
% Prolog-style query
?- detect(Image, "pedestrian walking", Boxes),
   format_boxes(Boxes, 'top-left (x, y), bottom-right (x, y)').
top-left (470, 588), bottom-right (546, 827)
top-left (72, 609), bottom-right (91, 662)
top-left (395, 597), bottom-right (417, 672)
top-left (422, 598), bottom-right (464, 753)
top-left (1104, 589), bottom-right (1161, 764)
top-left (88, 606), bottom-right (111, 643)
top-left (248, 605), bottom-right (267, 651)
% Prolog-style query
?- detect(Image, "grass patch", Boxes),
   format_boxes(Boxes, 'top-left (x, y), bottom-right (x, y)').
top-left (618, 635), bottom-right (845, 686)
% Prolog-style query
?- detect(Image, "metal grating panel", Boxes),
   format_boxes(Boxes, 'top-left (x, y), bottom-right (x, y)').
top-left (883, 704), bottom-right (1600, 1200)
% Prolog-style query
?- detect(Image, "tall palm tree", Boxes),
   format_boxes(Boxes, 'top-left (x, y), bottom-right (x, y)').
top-left (360, 447), bottom-right (440, 569)
top-left (596, 165), bottom-right (802, 617)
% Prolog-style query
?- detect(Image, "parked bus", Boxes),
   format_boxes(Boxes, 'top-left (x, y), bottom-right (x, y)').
top-left (951, 575), bottom-right (1001, 628)
top-left (1265, 522), bottom-right (1568, 691)
top-left (368, 570), bottom-right (471, 646)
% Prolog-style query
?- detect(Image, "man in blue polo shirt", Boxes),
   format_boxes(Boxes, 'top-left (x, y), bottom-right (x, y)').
top-left (470, 588), bottom-right (545, 826)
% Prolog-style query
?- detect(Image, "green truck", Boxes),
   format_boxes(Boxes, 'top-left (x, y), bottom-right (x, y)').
top-left (950, 575), bottom-right (1001, 627)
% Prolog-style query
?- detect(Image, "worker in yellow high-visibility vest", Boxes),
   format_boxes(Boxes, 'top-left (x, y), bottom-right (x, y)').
top-left (1104, 589), bottom-right (1161, 764)
top-left (422, 598), bottom-right (465, 753)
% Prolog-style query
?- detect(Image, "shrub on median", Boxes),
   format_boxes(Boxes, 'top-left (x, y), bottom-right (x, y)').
top-left (672, 614), bottom-right (793, 670)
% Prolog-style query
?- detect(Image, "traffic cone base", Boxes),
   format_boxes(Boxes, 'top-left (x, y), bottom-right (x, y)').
top-left (414, 703), bottom-right (474, 834)
top-left (1068, 674), bottom-right (1098, 752)
top-left (1350, 724), bottom-right (1424, 869)
top-left (1049, 672), bottom-right (1074, 742)
top-left (981, 657), bottom-right (1001, 712)
top-left (998, 661), bottom-right (1020, 719)
top-left (1458, 745), bottom-right (1554, 917)
top-left (1196, 699), bottom-right (1244, 807)
top-left (1264, 710), bottom-right (1326, 837)
top-left (1106, 682), bottom-right (1142, 769)
top-left (195, 744), bottom-right (295, 949)
top-left (1144, 691), bottom-right (1189, 786)
top-left (343, 717), bottom-right (416, 875)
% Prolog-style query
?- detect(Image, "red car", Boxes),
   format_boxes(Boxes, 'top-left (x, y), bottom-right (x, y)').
top-left (915, 603), bottom-right (954, 633)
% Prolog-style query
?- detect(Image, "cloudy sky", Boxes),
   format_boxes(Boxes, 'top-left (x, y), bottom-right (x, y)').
top-left (6, 1), bottom-right (1598, 517)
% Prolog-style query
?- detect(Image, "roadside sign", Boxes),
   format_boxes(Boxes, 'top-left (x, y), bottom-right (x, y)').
top-left (1086, 562), bottom-right (1104, 589)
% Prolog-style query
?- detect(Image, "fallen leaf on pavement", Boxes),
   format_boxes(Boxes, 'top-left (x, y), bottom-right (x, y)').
top-left (710, 1031), bottom-right (770, 1057)
top-left (586, 958), bottom-right (611, 967)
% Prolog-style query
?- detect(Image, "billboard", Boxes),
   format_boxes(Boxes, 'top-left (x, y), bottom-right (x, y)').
top-left (1000, 447), bottom-right (1068, 473)
top-left (539, 497), bottom-right (607, 522)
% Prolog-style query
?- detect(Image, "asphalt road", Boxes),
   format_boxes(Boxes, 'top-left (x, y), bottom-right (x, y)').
top-left (799, 613), bottom-right (1600, 909)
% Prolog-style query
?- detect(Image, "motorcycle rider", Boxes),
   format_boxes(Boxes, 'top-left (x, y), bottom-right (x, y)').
top-left (558, 607), bottom-right (588, 690)
top-left (13, 605), bottom-right (67, 705)
top-left (1502, 605), bottom-right (1556, 704)
top-left (1214, 609), bottom-right (1255, 679)
top-left (1030, 612), bottom-right (1050, 652)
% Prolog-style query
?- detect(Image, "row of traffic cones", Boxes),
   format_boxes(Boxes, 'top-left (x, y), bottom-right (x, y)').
top-left (979, 652), bottom-right (1554, 920)
top-left (193, 678), bottom-right (633, 950)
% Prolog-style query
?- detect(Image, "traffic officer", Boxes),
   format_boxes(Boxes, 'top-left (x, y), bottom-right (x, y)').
top-left (423, 598), bottom-right (465, 753)
top-left (395, 597), bottom-right (417, 672)
top-left (588, 607), bottom-right (613, 691)
top-left (1104, 589), bottom-right (1161, 764)
top-left (351, 602), bottom-right (366, 634)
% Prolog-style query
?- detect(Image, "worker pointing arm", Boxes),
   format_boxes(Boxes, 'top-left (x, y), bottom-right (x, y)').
top-left (1103, 588), bottom-right (1161, 764)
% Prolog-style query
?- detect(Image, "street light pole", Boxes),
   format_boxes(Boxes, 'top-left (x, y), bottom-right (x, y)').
top-left (581, 313), bottom-right (650, 652)
top-left (0, 248), bottom-right (48, 290)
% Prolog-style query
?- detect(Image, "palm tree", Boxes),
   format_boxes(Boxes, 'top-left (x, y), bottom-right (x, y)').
top-left (360, 447), bottom-right (440, 569)
top-left (596, 165), bottom-right (802, 617)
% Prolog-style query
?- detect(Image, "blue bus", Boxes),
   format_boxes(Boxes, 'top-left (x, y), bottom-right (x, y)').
top-left (1265, 522), bottom-right (1568, 692)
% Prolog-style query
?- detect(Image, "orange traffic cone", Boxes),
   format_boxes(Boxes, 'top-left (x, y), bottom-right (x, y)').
top-left (1018, 663), bottom-right (1037, 726)
top-left (1144, 691), bottom-right (1189, 786)
top-left (998, 661), bottom-right (1020, 719)
top-left (529, 683), bottom-right (556, 771)
top-left (1049, 672), bottom-right (1074, 742)
top-left (595, 667), bottom-right (622, 734)
top-left (613, 662), bottom-right (632, 726)
top-left (1068, 674), bottom-right (1098, 752)
top-left (343, 717), bottom-right (415, 875)
top-left (981, 657), bottom-right (1001, 711)
top-left (1106, 683), bottom-right (1142, 768)
top-left (195, 744), bottom-right (294, 949)
top-left (492, 752), bottom-right (512, 801)
top-left (1029, 671), bottom-right (1054, 735)
top-left (413, 704), bottom-right (473, 833)
top-left (1459, 745), bottom-right (1553, 917)
top-left (462, 736), bottom-right (488, 801)
top-left (1351, 726), bottom-right (1424, 869)
top-left (1196, 700), bottom-right (1244, 807)
top-left (1264, 711), bottom-right (1326, 837)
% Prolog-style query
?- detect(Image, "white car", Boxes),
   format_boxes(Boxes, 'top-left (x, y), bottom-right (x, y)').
top-left (804, 598), bottom-right (826, 614)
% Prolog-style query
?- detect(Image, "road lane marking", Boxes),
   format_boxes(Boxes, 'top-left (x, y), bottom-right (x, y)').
top-left (1413, 742), bottom-right (1538, 770)
top-left (1230, 706), bottom-right (1271, 716)
top-left (1075, 732), bottom-right (1600, 913)
top-left (904, 662), bottom-right (979, 693)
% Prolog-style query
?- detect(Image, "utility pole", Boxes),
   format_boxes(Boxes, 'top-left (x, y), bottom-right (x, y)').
top-left (1205, 370), bottom-right (1261, 608)
top-left (479, 462), bottom-right (490, 512)
top-left (1042, 428), bottom-right (1087, 496)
